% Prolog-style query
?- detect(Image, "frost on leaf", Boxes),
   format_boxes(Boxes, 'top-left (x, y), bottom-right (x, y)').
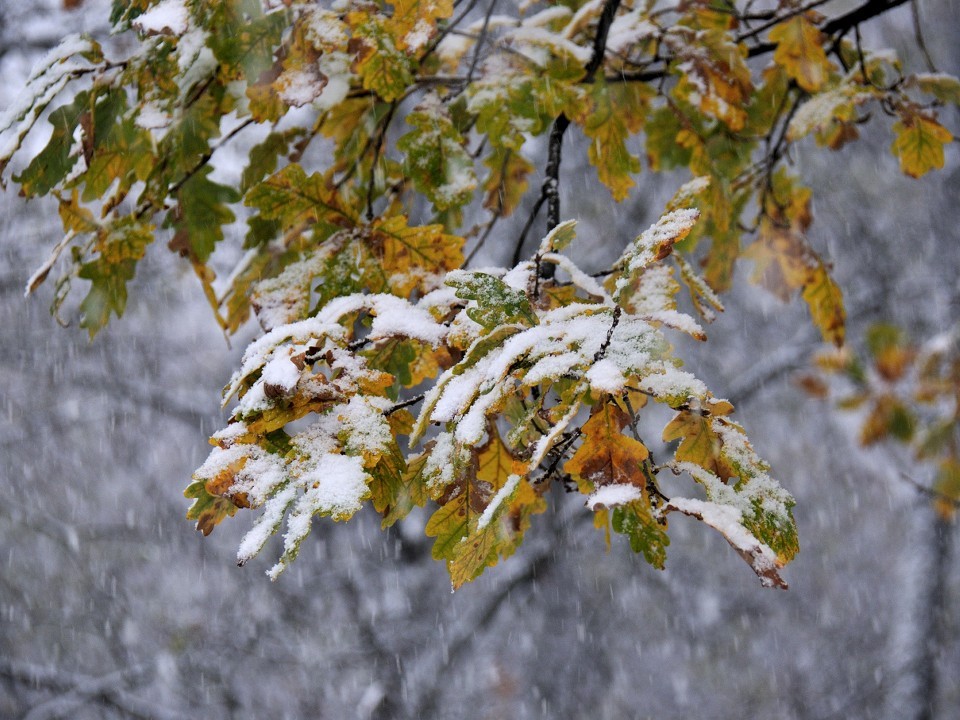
top-left (398, 94), bottom-right (477, 212)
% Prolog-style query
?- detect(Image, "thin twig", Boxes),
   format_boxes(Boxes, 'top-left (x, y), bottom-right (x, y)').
top-left (900, 473), bottom-right (960, 509)
top-left (510, 191), bottom-right (546, 266)
top-left (910, 0), bottom-right (938, 73)
top-left (386, 393), bottom-right (426, 416)
top-left (465, 0), bottom-right (498, 84)
top-left (366, 102), bottom-right (398, 221)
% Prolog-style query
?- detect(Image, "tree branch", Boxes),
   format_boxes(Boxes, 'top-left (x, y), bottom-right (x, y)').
top-left (1, 660), bottom-right (181, 720)
top-left (612, 0), bottom-right (914, 84)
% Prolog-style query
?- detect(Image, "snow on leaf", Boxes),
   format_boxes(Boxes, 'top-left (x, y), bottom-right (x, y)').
top-left (388, 0), bottom-right (453, 53)
top-left (537, 219), bottom-right (578, 256)
top-left (663, 409), bottom-right (737, 481)
top-left (668, 26), bottom-right (752, 131)
top-left (269, 452), bottom-right (371, 578)
top-left (613, 209), bottom-right (700, 301)
top-left (910, 72), bottom-right (960, 105)
top-left (540, 252), bottom-right (611, 303)
top-left (397, 95), bottom-right (477, 212)
top-left (133, 0), bottom-right (189, 36)
top-left (665, 497), bottom-right (788, 589)
top-left (446, 271), bottom-right (537, 330)
top-left (468, 70), bottom-right (586, 152)
top-left (586, 484), bottom-right (642, 510)
top-left (0, 36), bottom-right (102, 181)
top-left (13, 91), bottom-right (89, 197)
top-left (787, 84), bottom-right (871, 142)
top-left (347, 12), bottom-right (414, 102)
top-left (505, 26), bottom-right (590, 79)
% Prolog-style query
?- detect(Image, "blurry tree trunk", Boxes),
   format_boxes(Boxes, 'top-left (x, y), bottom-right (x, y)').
top-left (912, 512), bottom-right (953, 720)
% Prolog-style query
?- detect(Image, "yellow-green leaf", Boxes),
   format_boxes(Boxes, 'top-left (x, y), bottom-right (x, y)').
top-left (802, 264), bottom-right (846, 347)
top-left (769, 15), bottom-right (833, 93)
top-left (891, 115), bottom-right (953, 179)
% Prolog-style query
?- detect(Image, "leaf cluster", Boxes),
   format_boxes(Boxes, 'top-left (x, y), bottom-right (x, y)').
top-left (2, 0), bottom-right (956, 588)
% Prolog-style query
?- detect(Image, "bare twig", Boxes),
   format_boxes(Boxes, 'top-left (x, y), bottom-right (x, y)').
top-left (910, 0), bottom-right (938, 73)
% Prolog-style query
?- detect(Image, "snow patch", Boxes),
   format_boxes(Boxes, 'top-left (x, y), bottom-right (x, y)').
top-left (133, 0), bottom-right (189, 36)
top-left (477, 474), bottom-right (521, 529)
top-left (586, 484), bottom-right (642, 510)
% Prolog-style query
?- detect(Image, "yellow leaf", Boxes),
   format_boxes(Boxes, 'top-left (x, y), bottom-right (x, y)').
top-left (744, 218), bottom-right (845, 346)
top-left (933, 459), bottom-right (960, 520)
top-left (424, 433), bottom-right (545, 589)
top-left (185, 479), bottom-right (242, 536)
top-left (370, 438), bottom-right (426, 527)
top-left (802, 264), bottom-right (845, 347)
top-left (565, 402), bottom-right (649, 490)
top-left (662, 410), bottom-right (736, 481)
top-left (371, 215), bottom-right (464, 296)
top-left (347, 14), bottom-right (414, 101)
top-left (891, 115), bottom-right (952, 179)
top-left (58, 190), bottom-right (99, 235)
top-left (482, 148), bottom-right (533, 217)
top-left (476, 425), bottom-right (523, 491)
top-left (578, 78), bottom-right (643, 201)
top-left (388, 0), bottom-right (453, 52)
top-left (769, 15), bottom-right (833, 92)
top-left (674, 29), bottom-right (752, 131)
top-left (446, 474), bottom-right (544, 589)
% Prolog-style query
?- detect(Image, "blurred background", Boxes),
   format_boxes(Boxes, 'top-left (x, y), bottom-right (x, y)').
top-left (1, 1), bottom-right (958, 718)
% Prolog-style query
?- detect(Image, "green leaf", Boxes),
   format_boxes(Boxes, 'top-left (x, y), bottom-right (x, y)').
top-left (347, 13), bottom-right (414, 102)
top-left (167, 167), bottom-right (240, 263)
top-left (481, 147), bottom-right (532, 217)
top-left (78, 257), bottom-right (135, 337)
top-left (577, 77), bottom-right (644, 201)
top-left (207, 8), bottom-right (287, 84)
top-left (81, 89), bottom-right (155, 202)
top-left (445, 271), bottom-right (537, 330)
top-left (644, 106), bottom-right (692, 171)
top-left (15, 92), bottom-right (89, 197)
top-left (368, 437), bottom-right (426, 527)
top-left (76, 217), bottom-right (154, 337)
top-left (612, 501), bottom-right (669, 568)
top-left (240, 129), bottom-right (304, 194)
top-left (912, 72), bottom-right (960, 105)
top-left (398, 96), bottom-right (477, 212)
top-left (468, 73), bottom-right (585, 151)
top-left (245, 163), bottom-right (354, 231)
